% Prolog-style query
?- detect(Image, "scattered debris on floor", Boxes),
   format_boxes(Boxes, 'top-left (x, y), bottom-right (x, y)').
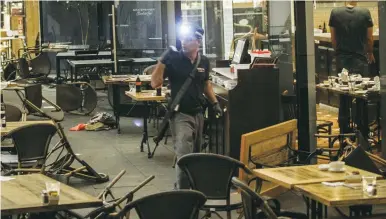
top-left (70, 112), bottom-right (116, 131)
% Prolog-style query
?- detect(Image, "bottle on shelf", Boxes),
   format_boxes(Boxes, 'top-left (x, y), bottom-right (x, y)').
top-left (1, 94), bottom-right (6, 128)
top-left (322, 22), bottom-right (327, 33)
top-left (135, 76), bottom-right (142, 93)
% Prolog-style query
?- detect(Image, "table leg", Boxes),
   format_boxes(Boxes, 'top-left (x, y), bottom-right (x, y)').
top-left (324, 205), bottom-right (328, 218)
top-left (141, 102), bottom-right (150, 155)
top-left (317, 202), bottom-right (323, 219)
top-left (357, 98), bottom-right (370, 140)
top-left (74, 66), bottom-right (78, 82)
top-left (112, 84), bottom-right (121, 134)
top-left (70, 66), bottom-right (74, 82)
top-left (311, 199), bottom-right (317, 219)
top-left (338, 94), bottom-right (352, 134)
top-left (56, 56), bottom-right (61, 83)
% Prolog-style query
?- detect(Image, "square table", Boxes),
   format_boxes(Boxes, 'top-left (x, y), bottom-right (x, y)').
top-left (67, 59), bottom-right (134, 82)
top-left (295, 180), bottom-right (386, 219)
top-left (1, 174), bottom-right (102, 215)
top-left (101, 75), bottom-right (153, 134)
top-left (55, 51), bottom-right (112, 80)
top-left (253, 164), bottom-right (382, 189)
top-left (125, 90), bottom-right (167, 158)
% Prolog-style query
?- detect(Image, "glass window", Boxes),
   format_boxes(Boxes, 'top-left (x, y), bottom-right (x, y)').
top-left (181, 0), bottom-right (224, 59)
top-left (40, 1), bottom-right (99, 46)
top-left (116, 1), bottom-right (165, 49)
top-left (230, 0), bottom-right (268, 58)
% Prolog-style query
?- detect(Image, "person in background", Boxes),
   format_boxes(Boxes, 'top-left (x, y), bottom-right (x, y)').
top-left (329, 0), bottom-right (375, 76)
top-left (151, 23), bottom-right (222, 189)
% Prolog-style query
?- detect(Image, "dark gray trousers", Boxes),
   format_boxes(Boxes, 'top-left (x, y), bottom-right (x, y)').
top-left (170, 112), bottom-right (204, 189)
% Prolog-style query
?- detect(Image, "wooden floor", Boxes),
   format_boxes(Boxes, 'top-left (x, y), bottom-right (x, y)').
top-left (315, 104), bottom-right (382, 159)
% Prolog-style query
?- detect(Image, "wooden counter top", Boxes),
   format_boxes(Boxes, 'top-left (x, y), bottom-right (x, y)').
top-left (314, 33), bottom-right (379, 42)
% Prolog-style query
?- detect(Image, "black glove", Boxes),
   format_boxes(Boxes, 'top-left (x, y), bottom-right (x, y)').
top-left (212, 102), bottom-right (223, 118)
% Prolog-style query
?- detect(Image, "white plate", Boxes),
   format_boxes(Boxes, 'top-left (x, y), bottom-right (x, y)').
top-left (318, 164), bottom-right (329, 171)
top-left (355, 90), bottom-right (367, 94)
top-left (340, 87), bottom-right (349, 91)
top-left (329, 167), bottom-right (346, 173)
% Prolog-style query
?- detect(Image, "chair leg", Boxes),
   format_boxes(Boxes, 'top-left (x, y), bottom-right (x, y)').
top-left (172, 154), bottom-right (177, 168)
top-left (237, 209), bottom-right (244, 219)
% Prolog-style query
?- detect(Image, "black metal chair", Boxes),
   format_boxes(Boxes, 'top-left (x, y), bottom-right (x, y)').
top-left (1, 123), bottom-right (57, 175)
top-left (4, 103), bottom-right (23, 121)
top-left (29, 52), bottom-right (51, 77)
top-left (232, 177), bottom-right (307, 219)
top-left (15, 84), bottom-right (64, 122)
top-left (15, 56), bottom-right (52, 84)
top-left (177, 153), bottom-right (255, 219)
top-left (56, 82), bottom-right (97, 115)
top-left (116, 190), bottom-right (207, 219)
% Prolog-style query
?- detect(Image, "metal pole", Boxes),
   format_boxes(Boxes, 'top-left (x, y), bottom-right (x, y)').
top-left (294, 0), bottom-right (317, 159)
top-left (379, 1), bottom-right (386, 159)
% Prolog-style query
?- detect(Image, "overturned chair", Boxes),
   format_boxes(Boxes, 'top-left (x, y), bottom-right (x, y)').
top-left (45, 123), bottom-right (109, 184)
top-left (56, 82), bottom-right (98, 115)
top-left (5, 83), bottom-right (64, 122)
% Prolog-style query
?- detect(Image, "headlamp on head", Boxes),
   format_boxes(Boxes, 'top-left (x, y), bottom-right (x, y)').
top-left (178, 23), bottom-right (204, 40)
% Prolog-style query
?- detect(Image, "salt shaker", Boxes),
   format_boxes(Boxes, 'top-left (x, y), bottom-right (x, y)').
top-left (42, 190), bottom-right (49, 204)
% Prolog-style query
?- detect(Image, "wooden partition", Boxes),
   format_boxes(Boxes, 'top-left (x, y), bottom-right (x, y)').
top-left (239, 119), bottom-right (298, 196)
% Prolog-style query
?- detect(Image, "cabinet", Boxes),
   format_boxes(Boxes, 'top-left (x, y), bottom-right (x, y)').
top-left (209, 66), bottom-right (280, 160)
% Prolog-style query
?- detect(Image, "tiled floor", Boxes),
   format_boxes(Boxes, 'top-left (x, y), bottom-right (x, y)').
top-left (2, 85), bottom-right (386, 218)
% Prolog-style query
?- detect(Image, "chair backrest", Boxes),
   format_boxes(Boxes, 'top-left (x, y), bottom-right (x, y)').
top-left (232, 177), bottom-right (278, 219)
top-left (17, 58), bottom-right (30, 79)
top-left (24, 84), bottom-right (43, 112)
top-left (120, 190), bottom-right (206, 219)
top-left (5, 103), bottom-right (22, 121)
top-left (177, 153), bottom-right (246, 199)
top-left (281, 93), bottom-right (297, 121)
top-left (142, 64), bottom-right (156, 75)
top-left (239, 119), bottom-right (297, 182)
top-left (7, 123), bottom-right (57, 163)
top-left (30, 52), bottom-right (51, 76)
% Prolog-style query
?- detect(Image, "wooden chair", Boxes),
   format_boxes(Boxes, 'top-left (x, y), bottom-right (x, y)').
top-left (240, 120), bottom-right (298, 196)
top-left (239, 120), bottom-right (326, 197)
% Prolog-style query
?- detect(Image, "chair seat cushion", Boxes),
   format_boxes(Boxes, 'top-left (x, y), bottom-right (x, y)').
top-left (202, 192), bottom-right (242, 210)
top-left (1, 154), bottom-right (38, 167)
top-left (1, 154), bottom-right (18, 163)
top-left (42, 108), bottom-right (64, 122)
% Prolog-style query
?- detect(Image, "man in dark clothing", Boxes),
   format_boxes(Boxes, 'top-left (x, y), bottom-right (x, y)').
top-left (329, 1), bottom-right (375, 137)
top-left (329, 1), bottom-right (375, 76)
top-left (151, 23), bottom-right (222, 189)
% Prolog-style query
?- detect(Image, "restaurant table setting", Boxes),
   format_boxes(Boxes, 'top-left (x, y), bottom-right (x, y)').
top-left (318, 68), bottom-right (380, 95)
top-left (317, 161), bottom-right (380, 195)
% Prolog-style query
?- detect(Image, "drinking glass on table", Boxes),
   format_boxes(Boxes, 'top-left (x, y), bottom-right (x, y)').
top-left (46, 182), bottom-right (61, 196)
top-left (362, 176), bottom-right (377, 192)
top-left (129, 82), bottom-right (135, 92)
